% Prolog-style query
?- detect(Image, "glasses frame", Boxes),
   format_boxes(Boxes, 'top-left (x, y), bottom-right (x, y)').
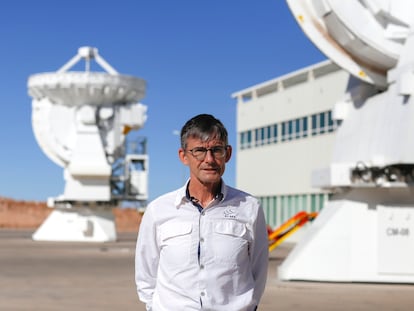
top-left (186, 145), bottom-right (230, 161)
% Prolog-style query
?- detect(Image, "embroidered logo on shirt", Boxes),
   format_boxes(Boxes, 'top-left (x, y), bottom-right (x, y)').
top-left (224, 208), bottom-right (237, 219)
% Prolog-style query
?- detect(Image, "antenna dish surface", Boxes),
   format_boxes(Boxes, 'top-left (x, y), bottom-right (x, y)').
top-left (28, 47), bottom-right (147, 168)
top-left (287, 0), bottom-right (414, 87)
top-left (28, 72), bottom-right (146, 106)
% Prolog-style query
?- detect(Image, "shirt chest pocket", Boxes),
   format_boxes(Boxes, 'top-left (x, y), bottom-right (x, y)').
top-left (211, 221), bottom-right (249, 265)
top-left (159, 222), bottom-right (193, 266)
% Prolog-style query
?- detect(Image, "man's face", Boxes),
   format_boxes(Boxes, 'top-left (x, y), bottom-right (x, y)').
top-left (179, 136), bottom-right (232, 186)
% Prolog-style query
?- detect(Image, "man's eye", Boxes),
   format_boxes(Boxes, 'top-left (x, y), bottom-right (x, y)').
top-left (193, 148), bottom-right (206, 153)
top-left (212, 147), bottom-right (224, 153)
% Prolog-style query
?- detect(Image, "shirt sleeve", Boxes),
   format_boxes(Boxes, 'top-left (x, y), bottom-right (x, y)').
top-left (135, 206), bottom-right (159, 310)
top-left (251, 201), bottom-right (269, 305)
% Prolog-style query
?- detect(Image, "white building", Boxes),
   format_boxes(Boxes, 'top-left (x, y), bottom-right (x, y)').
top-left (232, 60), bottom-right (351, 230)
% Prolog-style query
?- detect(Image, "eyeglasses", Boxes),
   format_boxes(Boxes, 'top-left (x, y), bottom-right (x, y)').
top-left (187, 145), bottom-right (229, 160)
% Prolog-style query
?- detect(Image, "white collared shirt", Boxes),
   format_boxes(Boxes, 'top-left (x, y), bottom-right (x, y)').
top-left (135, 181), bottom-right (268, 311)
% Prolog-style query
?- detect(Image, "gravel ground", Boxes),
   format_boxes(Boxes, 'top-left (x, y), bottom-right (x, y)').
top-left (1, 229), bottom-right (413, 311)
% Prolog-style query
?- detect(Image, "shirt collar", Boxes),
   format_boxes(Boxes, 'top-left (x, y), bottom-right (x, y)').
top-left (174, 179), bottom-right (226, 208)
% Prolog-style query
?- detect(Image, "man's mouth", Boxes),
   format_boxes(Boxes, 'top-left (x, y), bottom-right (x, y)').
top-left (202, 167), bottom-right (219, 172)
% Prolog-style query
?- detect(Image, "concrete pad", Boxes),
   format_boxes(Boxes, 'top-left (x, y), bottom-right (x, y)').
top-left (0, 229), bottom-right (413, 310)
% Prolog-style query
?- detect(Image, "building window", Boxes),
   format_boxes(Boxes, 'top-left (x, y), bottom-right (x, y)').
top-left (295, 119), bottom-right (301, 139)
top-left (311, 194), bottom-right (318, 212)
top-left (303, 117), bottom-right (308, 137)
top-left (255, 128), bottom-right (260, 147)
top-left (319, 112), bottom-right (326, 134)
top-left (281, 122), bottom-right (287, 142)
top-left (311, 110), bottom-right (336, 136)
top-left (272, 124), bottom-right (278, 143)
top-left (240, 130), bottom-right (253, 149)
top-left (327, 111), bottom-right (335, 132)
top-left (259, 193), bottom-right (329, 229)
top-left (264, 125), bottom-right (271, 145)
top-left (288, 120), bottom-right (293, 141)
top-left (261, 196), bottom-right (278, 228)
top-left (281, 120), bottom-right (295, 142)
top-left (281, 116), bottom-right (308, 142)
top-left (239, 110), bottom-right (335, 150)
top-left (296, 116), bottom-right (308, 138)
top-left (319, 193), bottom-right (325, 210)
top-left (311, 114), bottom-right (318, 135)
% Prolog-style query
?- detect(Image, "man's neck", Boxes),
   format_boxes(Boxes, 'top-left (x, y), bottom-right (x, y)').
top-left (188, 179), bottom-right (222, 207)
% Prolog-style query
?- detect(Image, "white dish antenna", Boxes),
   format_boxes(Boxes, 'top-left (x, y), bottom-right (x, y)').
top-left (28, 47), bottom-right (149, 242)
top-left (279, 1), bottom-right (414, 283)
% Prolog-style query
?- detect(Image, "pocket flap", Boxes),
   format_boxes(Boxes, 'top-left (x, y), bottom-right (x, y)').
top-left (214, 221), bottom-right (246, 237)
top-left (160, 222), bottom-right (192, 241)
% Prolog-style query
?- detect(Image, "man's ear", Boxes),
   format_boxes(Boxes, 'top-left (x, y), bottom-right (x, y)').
top-left (179, 148), bottom-right (189, 165)
top-left (225, 145), bottom-right (232, 163)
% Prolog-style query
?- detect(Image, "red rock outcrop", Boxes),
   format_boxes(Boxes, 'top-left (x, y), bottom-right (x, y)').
top-left (0, 197), bottom-right (142, 233)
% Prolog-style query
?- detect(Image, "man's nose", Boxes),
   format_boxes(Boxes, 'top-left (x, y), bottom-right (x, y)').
top-left (204, 149), bottom-right (215, 161)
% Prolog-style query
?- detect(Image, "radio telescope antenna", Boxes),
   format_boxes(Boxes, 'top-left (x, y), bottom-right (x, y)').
top-left (278, 0), bottom-right (414, 283)
top-left (28, 46), bottom-right (149, 242)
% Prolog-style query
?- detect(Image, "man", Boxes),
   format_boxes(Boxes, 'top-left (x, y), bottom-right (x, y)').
top-left (135, 114), bottom-right (268, 310)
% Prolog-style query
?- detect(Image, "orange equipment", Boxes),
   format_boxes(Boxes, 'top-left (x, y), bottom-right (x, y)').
top-left (267, 211), bottom-right (317, 252)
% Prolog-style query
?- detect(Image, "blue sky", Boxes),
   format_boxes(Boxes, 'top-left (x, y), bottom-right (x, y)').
top-left (0, 0), bottom-right (325, 202)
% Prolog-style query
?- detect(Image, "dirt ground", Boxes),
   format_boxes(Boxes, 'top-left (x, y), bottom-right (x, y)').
top-left (1, 230), bottom-right (414, 311)
top-left (1, 197), bottom-right (414, 310)
top-left (0, 196), bottom-right (142, 233)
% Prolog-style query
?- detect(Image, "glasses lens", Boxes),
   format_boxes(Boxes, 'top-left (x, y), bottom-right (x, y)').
top-left (191, 147), bottom-right (206, 160)
top-left (211, 146), bottom-right (226, 157)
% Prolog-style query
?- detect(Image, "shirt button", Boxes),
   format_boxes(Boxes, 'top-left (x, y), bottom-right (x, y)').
top-left (200, 264), bottom-right (204, 269)
top-left (201, 292), bottom-right (205, 296)
top-left (200, 237), bottom-right (204, 242)
top-left (201, 211), bottom-right (205, 216)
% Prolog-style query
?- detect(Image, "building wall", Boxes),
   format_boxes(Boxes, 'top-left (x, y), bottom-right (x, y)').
top-left (232, 60), bottom-right (352, 231)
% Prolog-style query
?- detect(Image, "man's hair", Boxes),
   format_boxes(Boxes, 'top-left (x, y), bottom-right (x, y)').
top-left (180, 114), bottom-right (228, 149)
